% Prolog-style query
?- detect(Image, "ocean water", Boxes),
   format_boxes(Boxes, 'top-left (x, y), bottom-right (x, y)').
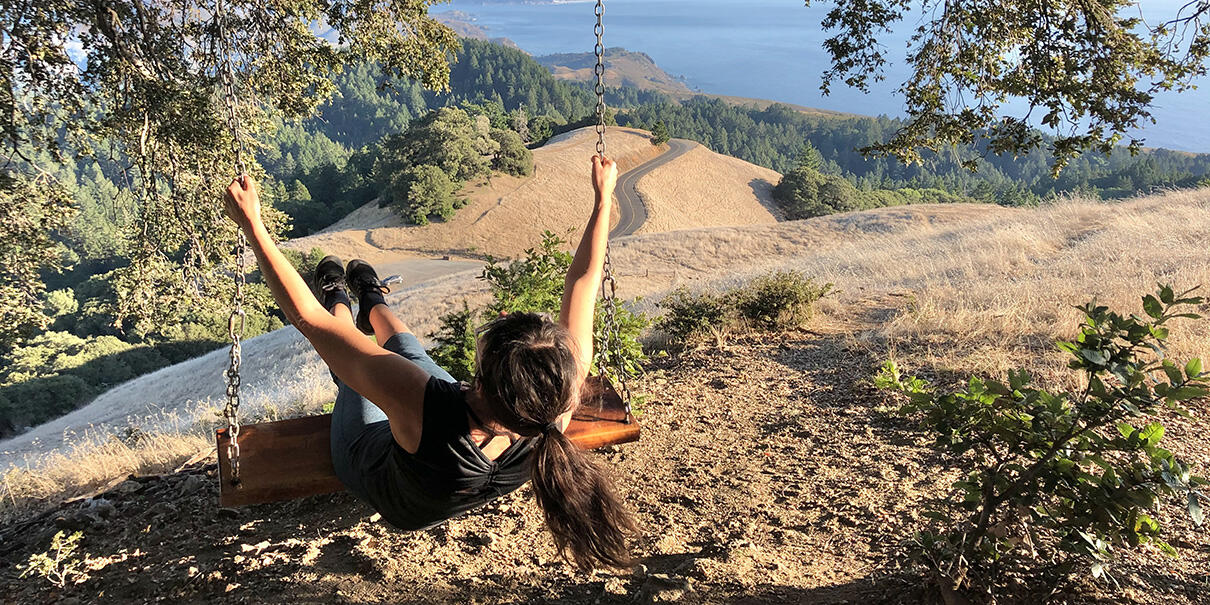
top-left (443, 0), bottom-right (1209, 153)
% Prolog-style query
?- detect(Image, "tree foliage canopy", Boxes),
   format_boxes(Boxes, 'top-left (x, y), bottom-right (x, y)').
top-left (1, 0), bottom-right (458, 334)
top-left (806, 0), bottom-right (1210, 170)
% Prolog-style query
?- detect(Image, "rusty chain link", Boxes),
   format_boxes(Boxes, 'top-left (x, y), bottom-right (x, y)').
top-left (217, 0), bottom-right (247, 484)
top-left (593, 0), bottom-right (606, 158)
top-left (593, 0), bottom-right (633, 421)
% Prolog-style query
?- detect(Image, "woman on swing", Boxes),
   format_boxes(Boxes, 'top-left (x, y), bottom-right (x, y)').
top-left (223, 156), bottom-right (635, 570)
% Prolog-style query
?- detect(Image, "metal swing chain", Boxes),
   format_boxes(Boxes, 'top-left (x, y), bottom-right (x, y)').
top-left (218, 0), bottom-right (248, 484)
top-left (593, 0), bottom-right (633, 421)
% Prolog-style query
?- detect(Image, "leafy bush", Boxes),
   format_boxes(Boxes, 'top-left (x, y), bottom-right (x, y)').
top-left (428, 301), bottom-right (478, 383)
top-left (429, 231), bottom-right (647, 385)
top-left (375, 107), bottom-right (534, 223)
top-left (490, 129), bottom-right (534, 176)
top-left (656, 271), bottom-right (833, 345)
top-left (279, 246), bottom-right (328, 277)
top-left (0, 374), bottom-right (91, 433)
top-left (655, 288), bottom-right (734, 346)
top-left (19, 530), bottom-right (89, 588)
top-left (44, 288), bottom-right (78, 318)
top-left (772, 167), bottom-right (859, 219)
top-left (876, 285), bottom-right (1207, 595)
top-left (388, 164), bottom-right (462, 225)
top-left (481, 233), bottom-right (574, 315)
top-left (734, 271), bottom-right (833, 331)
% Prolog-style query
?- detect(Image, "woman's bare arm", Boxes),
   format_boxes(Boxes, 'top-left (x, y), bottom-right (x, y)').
top-left (224, 177), bottom-right (430, 452)
top-left (559, 156), bottom-right (618, 376)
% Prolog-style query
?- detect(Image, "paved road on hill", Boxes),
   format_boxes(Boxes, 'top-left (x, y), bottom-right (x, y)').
top-left (610, 138), bottom-right (697, 238)
top-left (325, 139), bottom-right (697, 294)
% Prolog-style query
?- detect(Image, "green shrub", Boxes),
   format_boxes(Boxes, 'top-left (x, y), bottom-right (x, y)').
top-left (655, 287), bottom-right (734, 345)
top-left (482, 232), bottom-right (574, 315)
top-left (734, 271), bottom-right (833, 331)
top-left (19, 530), bottom-right (89, 588)
top-left (43, 288), bottom-right (78, 318)
top-left (429, 231), bottom-right (647, 385)
top-left (772, 167), bottom-right (859, 219)
top-left (876, 285), bottom-right (1208, 595)
top-left (429, 301), bottom-right (478, 383)
top-left (489, 129), bottom-right (534, 177)
top-left (593, 297), bottom-right (650, 388)
top-left (388, 164), bottom-right (462, 225)
top-left (655, 271), bottom-right (832, 346)
top-left (0, 374), bottom-right (92, 432)
top-left (280, 247), bottom-right (327, 277)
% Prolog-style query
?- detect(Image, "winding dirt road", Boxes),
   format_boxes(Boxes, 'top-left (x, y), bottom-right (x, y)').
top-left (610, 138), bottom-right (697, 237)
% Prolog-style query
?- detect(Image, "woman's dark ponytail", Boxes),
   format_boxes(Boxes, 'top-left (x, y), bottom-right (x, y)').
top-left (475, 313), bottom-right (638, 569)
top-left (531, 424), bottom-right (637, 569)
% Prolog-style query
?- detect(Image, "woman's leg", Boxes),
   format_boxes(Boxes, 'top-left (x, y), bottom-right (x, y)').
top-left (369, 304), bottom-right (410, 346)
top-left (323, 297), bottom-right (391, 498)
top-left (368, 304), bottom-right (458, 384)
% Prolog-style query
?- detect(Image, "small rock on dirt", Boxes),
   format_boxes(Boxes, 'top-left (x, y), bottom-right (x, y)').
top-left (178, 474), bottom-right (207, 495)
top-left (114, 480), bottom-right (143, 495)
top-left (147, 502), bottom-right (177, 518)
top-left (87, 498), bottom-right (117, 518)
top-left (604, 577), bottom-right (628, 595)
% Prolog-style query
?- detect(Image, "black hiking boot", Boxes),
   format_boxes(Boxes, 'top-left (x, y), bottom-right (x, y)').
top-left (346, 259), bottom-right (390, 335)
top-left (314, 255), bottom-right (351, 313)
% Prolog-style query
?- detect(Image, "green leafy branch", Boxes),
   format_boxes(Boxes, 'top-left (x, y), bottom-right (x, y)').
top-left (876, 285), bottom-right (1207, 592)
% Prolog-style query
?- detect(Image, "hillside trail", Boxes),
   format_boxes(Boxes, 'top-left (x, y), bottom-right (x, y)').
top-left (4, 298), bottom-right (1197, 604)
top-left (281, 132), bottom-right (697, 288)
top-left (282, 127), bottom-right (779, 264)
top-left (269, 130), bottom-right (696, 295)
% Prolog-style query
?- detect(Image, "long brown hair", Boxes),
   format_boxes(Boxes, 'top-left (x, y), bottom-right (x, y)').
top-left (474, 312), bottom-right (637, 569)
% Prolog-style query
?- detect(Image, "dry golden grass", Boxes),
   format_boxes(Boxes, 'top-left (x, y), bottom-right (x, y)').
top-left (614, 189), bottom-right (1210, 383)
top-left (1, 425), bottom-right (210, 523)
top-left (289, 127), bottom-right (664, 261)
top-left (634, 144), bottom-right (783, 234)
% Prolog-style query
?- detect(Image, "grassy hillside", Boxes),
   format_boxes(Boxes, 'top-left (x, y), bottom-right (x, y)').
top-left (536, 48), bottom-right (695, 95)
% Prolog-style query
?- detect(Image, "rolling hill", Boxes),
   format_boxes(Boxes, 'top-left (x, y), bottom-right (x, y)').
top-left (283, 127), bottom-right (782, 260)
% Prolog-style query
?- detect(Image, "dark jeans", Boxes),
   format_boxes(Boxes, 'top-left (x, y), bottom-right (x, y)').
top-left (328, 332), bottom-right (455, 500)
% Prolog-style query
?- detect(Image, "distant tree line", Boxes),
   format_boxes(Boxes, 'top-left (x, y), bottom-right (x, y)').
top-left (615, 95), bottom-right (1210, 205)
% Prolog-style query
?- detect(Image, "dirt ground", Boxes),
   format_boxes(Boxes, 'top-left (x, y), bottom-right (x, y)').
top-left (3, 303), bottom-right (1206, 604)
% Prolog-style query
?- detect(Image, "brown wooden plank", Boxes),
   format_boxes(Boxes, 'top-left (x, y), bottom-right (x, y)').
top-left (217, 415), bottom-right (345, 507)
top-left (566, 376), bottom-right (641, 449)
top-left (216, 376), bottom-right (640, 507)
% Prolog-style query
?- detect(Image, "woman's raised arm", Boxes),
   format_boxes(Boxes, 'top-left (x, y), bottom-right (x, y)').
top-left (223, 177), bottom-right (430, 452)
top-left (558, 156), bottom-right (618, 375)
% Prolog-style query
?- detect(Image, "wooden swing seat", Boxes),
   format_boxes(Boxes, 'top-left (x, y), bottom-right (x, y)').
top-left (215, 376), bottom-right (639, 507)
